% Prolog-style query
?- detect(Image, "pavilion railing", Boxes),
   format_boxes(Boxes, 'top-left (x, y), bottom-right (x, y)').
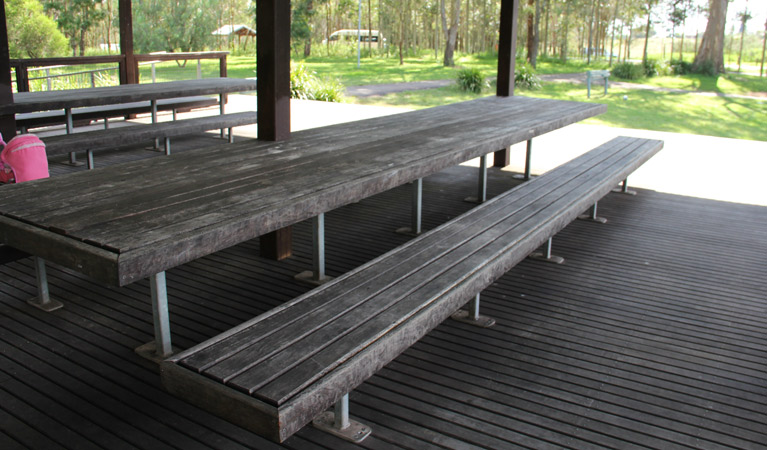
top-left (10, 52), bottom-right (229, 93)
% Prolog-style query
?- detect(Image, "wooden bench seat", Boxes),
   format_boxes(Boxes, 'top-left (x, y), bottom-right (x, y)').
top-left (42, 111), bottom-right (258, 169)
top-left (161, 136), bottom-right (663, 443)
top-left (16, 96), bottom-right (219, 131)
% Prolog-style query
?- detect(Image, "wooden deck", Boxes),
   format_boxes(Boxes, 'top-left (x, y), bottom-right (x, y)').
top-left (2, 136), bottom-right (766, 449)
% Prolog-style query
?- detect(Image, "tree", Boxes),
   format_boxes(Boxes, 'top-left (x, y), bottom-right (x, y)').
top-left (761, 15), bottom-right (766, 77)
top-left (133, 0), bottom-right (218, 55)
top-left (6, 0), bottom-right (69, 58)
top-left (692, 0), bottom-right (728, 74)
top-left (736, 6), bottom-right (752, 73)
top-left (641, 0), bottom-right (659, 65)
top-left (44, 0), bottom-right (106, 56)
top-left (440, 0), bottom-right (460, 66)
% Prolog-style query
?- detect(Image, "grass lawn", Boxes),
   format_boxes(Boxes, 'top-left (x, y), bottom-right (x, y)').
top-left (616, 72), bottom-right (767, 97)
top-left (350, 82), bottom-right (767, 141)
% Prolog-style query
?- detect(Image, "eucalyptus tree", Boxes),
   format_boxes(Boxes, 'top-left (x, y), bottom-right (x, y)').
top-left (736, 5), bottom-right (752, 72)
top-left (692, 0), bottom-right (728, 74)
top-left (6, 0), bottom-right (69, 58)
top-left (44, 0), bottom-right (106, 56)
top-left (440, 0), bottom-right (461, 66)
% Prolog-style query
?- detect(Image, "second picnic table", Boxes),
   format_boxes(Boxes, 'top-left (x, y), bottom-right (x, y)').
top-left (0, 95), bottom-right (606, 359)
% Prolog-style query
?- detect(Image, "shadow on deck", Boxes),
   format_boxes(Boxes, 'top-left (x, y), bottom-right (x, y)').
top-left (2, 134), bottom-right (766, 449)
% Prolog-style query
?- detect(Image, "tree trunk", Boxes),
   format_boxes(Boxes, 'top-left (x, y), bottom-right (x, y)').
top-left (642, 5), bottom-right (652, 65)
top-left (761, 17), bottom-right (767, 77)
top-left (527, 0), bottom-right (540, 67)
top-left (609, 0), bottom-right (620, 66)
top-left (680, 16), bottom-right (686, 60)
top-left (587, 0), bottom-right (596, 63)
top-left (561, 2), bottom-right (570, 62)
top-left (693, 0), bottom-right (729, 74)
top-left (543, 0), bottom-right (550, 56)
top-left (441, 0), bottom-right (460, 66)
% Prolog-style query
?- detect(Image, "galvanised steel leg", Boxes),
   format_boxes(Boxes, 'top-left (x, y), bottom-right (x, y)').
top-left (465, 154), bottom-right (487, 203)
top-left (27, 257), bottom-right (63, 312)
top-left (295, 214), bottom-right (334, 286)
top-left (578, 201), bottom-right (607, 223)
top-left (228, 127), bottom-right (234, 143)
top-left (86, 150), bottom-right (94, 170)
top-left (164, 137), bottom-right (171, 156)
top-left (135, 272), bottom-right (177, 362)
top-left (529, 237), bottom-right (565, 264)
top-left (151, 100), bottom-right (160, 150)
top-left (220, 93), bottom-right (226, 139)
top-left (395, 178), bottom-right (423, 236)
top-left (312, 393), bottom-right (372, 443)
top-left (451, 293), bottom-right (496, 328)
top-left (64, 108), bottom-right (82, 166)
top-left (612, 178), bottom-right (637, 195)
top-left (513, 139), bottom-right (533, 181)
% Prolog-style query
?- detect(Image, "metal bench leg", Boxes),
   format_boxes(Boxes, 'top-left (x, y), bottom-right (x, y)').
top-left (104, 118), bottom-right (109, 129)
top-left (62, 108), bottom-right (84, 167)
top-left (219, 93), bottom-right (226, 139)
top-left (164, 137), bottom-right (171, 156)
top-left (86, 150), bottom-right (95, 170)
top-left (27, 257), bottom-right (63, 312)
top-left (513, 139), bottom-right (533, 181)
top-left (529, 237), bottom-right (565, 264)
top-left (295, 214), bottom-right (334, 286)
top-left (396, 178), bottom-right (423, 236)
top-left (151, 99), bottom-right (161, 151)
top-left (465, 154), bottom-right (488, 203)
top-left (135, 272), bottom-right (177, 362)
top-left (313, 393), bottom-right (371, 443)
top-left (612, 178), bottom-right (637, 195)
top-left (451, 293), bottom-right (496, 328)
top-left (228, 127), bottom-right (234, 143)
top-left (578, 202), bottom-right (607, 223)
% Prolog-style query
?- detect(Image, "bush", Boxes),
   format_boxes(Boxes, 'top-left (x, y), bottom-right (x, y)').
top-left (611, 62), bottom-right (644, 80)
top-left (642, 59), bottom-right (668, 77)
top-left (692, 60), bottom-right (718, 77)
top-left (290, 64), bottom-right (345, 102)
top-left (514, 63), bottom-right (541, 90)
top-left (456, 68), bottom-right (487, 93)
top-left (670, 59), bottom-right (693, 75)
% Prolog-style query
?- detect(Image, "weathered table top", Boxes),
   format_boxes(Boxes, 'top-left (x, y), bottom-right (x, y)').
top-left (0, 96), bottom-right (605, 287)
top-left (0, 78), bottom-right (258, 115)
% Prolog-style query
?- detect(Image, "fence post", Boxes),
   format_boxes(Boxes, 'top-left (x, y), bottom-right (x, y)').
top-left (151, 62), bottom-right (156, 83)
top-left (197, 59), bottom-right (202, 79)
top-left (46, 68), bottom-right (52, 91)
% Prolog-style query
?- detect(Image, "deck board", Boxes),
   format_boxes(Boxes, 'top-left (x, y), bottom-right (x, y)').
top-left (1, 135), bottom-right (766, 449)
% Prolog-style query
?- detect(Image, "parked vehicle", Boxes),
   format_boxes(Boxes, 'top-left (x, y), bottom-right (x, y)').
top-left (323, 29), bottom-right (386, 48)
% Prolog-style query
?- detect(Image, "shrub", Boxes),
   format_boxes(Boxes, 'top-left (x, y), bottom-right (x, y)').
top-left (514, 63), bottom-right (541, 89)
top-left (642, 59), bottom-right (668, 77)
top-left (611, 62), bottom-right (644, 80)
top-left (290, 64), bottom-right (345, 102)
top-left (456, 68), bottom-right (487, 93)
top-left (670, 59), bottom-right (693, 76)
top-left (692, 60), bottom-right (718, 77)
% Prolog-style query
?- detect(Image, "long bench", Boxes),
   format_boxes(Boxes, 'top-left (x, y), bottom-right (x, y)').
top-left (42, 111), bottom-right (258, 169)
top-left (16, 96), bottom-right (219, 131)
top-left (160, 136), bottom-right (663, 443)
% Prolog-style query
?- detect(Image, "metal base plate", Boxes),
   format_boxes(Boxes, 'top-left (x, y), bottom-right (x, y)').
top-left (135, 342), bottom-right (181, 363)
top-left (27, 296), bottom-right (63, 312)
top-left (312, 412), bottom-right (372, 443)
top-left (512, 174), bottom-right (531, 181)
top-left (577, 214), bottom-right (608, 224)
top-left (60, 160), bottom-right (85, 167)
top-left (394, 226), bottom-right (421, 237)
top-left (463, 196), bottom-right (482, 204)
top-left (528, 252), bottom-right (565, 264)
top-left (450, 310), bottom-right (496, 328)
top-left (294, 271), bottom-right (334, 287)
top-left (612, 188), bottom-right (637, 195)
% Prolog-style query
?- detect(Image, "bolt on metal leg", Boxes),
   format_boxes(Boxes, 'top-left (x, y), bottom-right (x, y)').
top-left (312, 393), bottom-right (372, 443)
top-left (529, 237), bottom-right (565, 264)
top-left (27, 257), bottom-right (63, 312)
top-left (135, 271), bottom-right (178, 362)
top-left (451, 293), bottom-right (496, 328)
top-left (612, 178), bottom-right (637, 195)
top-left (464, 154), bottom-right (488, 203)
top-left (396, 178), bottom-right (423, 236)
top-left (295, 214), bottom-right (334, 286)
top-left (578, 202), bottom-right (607, 223)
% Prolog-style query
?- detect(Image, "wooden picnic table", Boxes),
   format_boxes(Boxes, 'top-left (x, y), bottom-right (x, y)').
top-left (0, 95), bottom-right (605, 358)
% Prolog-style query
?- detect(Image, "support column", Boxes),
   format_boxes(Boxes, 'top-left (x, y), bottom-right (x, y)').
top-left (257, 0), bottom-right (293, 260)
top-left (119, 0), bottom-right (137, 85)
top-left (312, 393), bottom-right (372, 443)
top-left (396, 178), bottom-right (423, 236)
top-left (27, 257), bottom-right (63, 312)
top-left (0, 1), bottom-right (16, 139)
top-left (578, 202), bottom-right (607, 223)
top-left (451, 293), bottom-right (496, 328)
top-left (295, 214), bottom-right (334, 286)
top-left (493, 0), bottom-right (520, 167)
top-left (465, 154), bottom-right (488, 203)
top-left (529, 237), bottom-right (565, 264)
top-left (135, 272), bottom-right (177, 362)
top-left (513, 139), bottom-right (533, 180)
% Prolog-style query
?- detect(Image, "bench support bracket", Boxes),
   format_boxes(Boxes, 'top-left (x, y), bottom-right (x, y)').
top-left (451, 294), bottom-right (496, 328)
top-left (612, 178), bottom-right (637, 195)
top-left (578, 202), bottom-right (608, 224)
top-left (295, 214), bottom-right (334, 286)
top-left (27, 257), bottom-right (63, 312)
top-left (529, 237), bottom-right (565, 264)
top-left (135, 271), bottom-right (178, 362)
top-left (312, 393), bottom-right (371, 443)
top-left (465, 154), bottom-right (488, 203)
top-left (396, 178), bottom-right (423, 236)
top-left (513, 139), bottom-right (533, 181)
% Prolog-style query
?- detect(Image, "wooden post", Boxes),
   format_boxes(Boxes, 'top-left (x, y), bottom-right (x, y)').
top-left (119, 0), bottom-right (137, 85)
top-left (0, 1), bottom-right (16, 139)
top-left (494, 0), bottom-right (520, 167)
top-left (257, 0), bottom-right (293, 259)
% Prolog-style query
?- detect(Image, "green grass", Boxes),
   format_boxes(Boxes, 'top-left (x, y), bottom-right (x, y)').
top-left (621, 73), bottom-right (767, 96)
top-left (351, 82), bottom-right (767, 141)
